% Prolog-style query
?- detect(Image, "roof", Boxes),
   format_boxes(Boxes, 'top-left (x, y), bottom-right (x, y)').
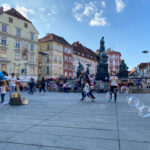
top-left (106, 49), bottom-right (121, 56)
top-left (39, 33), bottom-right (71, 46)
top-left (72, 41), bottom-right (97, 61)
top-left (1, 7), bottom-right (31, 23)
top-left (137, 62), bottom-right (150, 69)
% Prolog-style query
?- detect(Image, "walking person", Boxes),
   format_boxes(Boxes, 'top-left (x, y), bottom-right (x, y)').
top-left (0, 82), bottom-right (6, 104)
top-left (80, 80), bottom-right (95, 101)
top-left (9, 73), bottom-right (16, 99)
top-left (109, 71), bottom-right (119, 102)
top-left (39, 77), bottom-right (46, 93)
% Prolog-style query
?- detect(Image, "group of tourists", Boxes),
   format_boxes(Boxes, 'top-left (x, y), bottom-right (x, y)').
top-left (0, 69), bottom-right (149, 105)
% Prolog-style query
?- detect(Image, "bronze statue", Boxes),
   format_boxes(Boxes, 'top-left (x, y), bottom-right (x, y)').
top-left (76, 62), bottom-right (84, 78)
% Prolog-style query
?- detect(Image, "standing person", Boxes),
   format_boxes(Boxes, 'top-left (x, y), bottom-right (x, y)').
top-left (0, 82), bottom-right (6, 104)
top-left (9, 73), bottom-right (16, 99)
top-left (28, 78), bottom-right (35, 94)
top-left (109, 71), bottom-right (119, 102)
top-left (39, 77), bottom-right (46, 93)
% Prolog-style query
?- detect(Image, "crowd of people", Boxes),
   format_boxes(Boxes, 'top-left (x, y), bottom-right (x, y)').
top-left (0, 70), bottom-right (150, 104)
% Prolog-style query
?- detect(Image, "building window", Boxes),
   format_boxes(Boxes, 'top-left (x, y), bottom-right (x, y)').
top-left (69, 57), bottom-right (72, 62)
top-left (1, 37), bottom-right (7, 45)
top-left (54, 55), bottom-right (57, 63)
top-left (9, 17), bottom-right (13, 23)
top-left (16, 28), bottom-right (21, 37)
top-left (1, 50), bottom-right (6, 58)
top-left (64, 56), bottom-right (67, 61)
top-left (30, 44), bottom-right (34, 51)
top-left (59, 46), bottom-right (62, 52)
top-left (68, 48), bottom-right (71, 54)
top-left (24, 23), bottom-right (28, 28)
top-left (46, 66), bottom-right (49, 74)
top-left (54, 44), bottom-right (57, 50)
top-left (2, 24), bottom-right (7, 32)
top-left (64, 48), bottom-right (67, 53)
top-left (59, 56), bottom-right (62, 63)
top-left (1, 64), bottom-right (6, 71)
top-left (46, 44), bottom-right (50, 50)
top-left (30, 33), bottom-right (34, 40)
top-left (29, 54), bottom-right (34, 62)
top-left (15, 42), bottom-right (21, 48)
top-left (65, 64), bottom-right (68, 69)
top-left (15, 51), bottom-right (20, 60)
top-left (14, 66), bottom-right (20, 74)
top-left (30, 67), bottom-right (34, 75)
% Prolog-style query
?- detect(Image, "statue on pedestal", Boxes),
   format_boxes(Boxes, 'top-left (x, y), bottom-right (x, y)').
top-left (118, 60), bottom-right (128, 78)
top-left (76, 62), bottom-right (84, 78)
top-left (96, 36), bottom-right (109, 81)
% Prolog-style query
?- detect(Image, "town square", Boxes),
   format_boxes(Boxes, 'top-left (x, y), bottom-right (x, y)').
top-left (0, 0), bottom-right (150, 150)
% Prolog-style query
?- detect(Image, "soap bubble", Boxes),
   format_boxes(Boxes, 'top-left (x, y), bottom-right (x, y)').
top-left (136, 102), bottom-right (145, 111)
top-left (100, 104), bottom-right (106, 110)
top-left (128, 96), bottom-right (139, 107)
top-left (106, 92), bottom-right (110, 100)
top-left (138, 106), bottom-right (150, 118)
top-left (121, 87), bottom-right (129, 95)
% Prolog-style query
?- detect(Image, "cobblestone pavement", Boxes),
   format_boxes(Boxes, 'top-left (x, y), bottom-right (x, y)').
top-left (0, 92), bottom-right (150, 150)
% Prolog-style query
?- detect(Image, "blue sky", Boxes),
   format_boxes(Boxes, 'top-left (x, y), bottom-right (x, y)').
top-left (0, 0), bottom-right (150, 70)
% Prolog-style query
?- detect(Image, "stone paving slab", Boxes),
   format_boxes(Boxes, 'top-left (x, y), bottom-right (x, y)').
top-left (0, 92), bottom-right (150, 150)
top-left (7, 132), bottom-right (119, 150)
top-left (26, 126), bottom-right (118, 140)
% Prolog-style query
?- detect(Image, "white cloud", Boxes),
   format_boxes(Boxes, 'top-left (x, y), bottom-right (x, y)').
top-left (39, 8), bottom-right (45, 12)
top-left (16, 5), bottom-right (35, 18)
top-left (83, 1), bottom-right (97, 16)
top-left (74, 14), bottom-right (83, 22)
top-left (51, 6), bottom-right (57, 15)
top-left (47, 13), bottom-right (51, 16)
top-left (2, 3), bottom-right (11, 11)
top-left (72, 2), bottom-right (83, 12)
top-left (101, 1), bottom-right (106, 8)
top-left (115, 0), bottom-right (126, 13)
top-left (72, 2), bottom-right (83, 22)
top-left (89, 10), bottom-right (108, 26)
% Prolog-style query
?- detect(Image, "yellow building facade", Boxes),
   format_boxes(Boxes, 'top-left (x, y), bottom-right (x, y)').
top-left (0, 7), bottom-right (38, 80)
top-left (38, 34), bottom-right (64, 78)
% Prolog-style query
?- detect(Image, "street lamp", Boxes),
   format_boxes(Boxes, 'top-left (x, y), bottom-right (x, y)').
top-left (142, 50), bottom-right (149, 78)
top-left (39, 51), bottom-right (48, 77)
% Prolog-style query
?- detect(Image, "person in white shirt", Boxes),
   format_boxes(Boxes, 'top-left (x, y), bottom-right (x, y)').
top-left (109, 71), bottom-right (119, 102)
top-left (0, 82), bottom-right (6, 103)
top-left (9, 73), bottom-right (16, 99)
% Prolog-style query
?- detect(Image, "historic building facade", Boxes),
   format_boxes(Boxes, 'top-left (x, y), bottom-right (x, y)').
top-left (38, 33), bottom-right (73, 79)
top-left (72, 41), bottom-right (97, 78)
top-left (0, 7), bottom-right (38, 80)
top-left (106, 49), bottom-right (121, 74)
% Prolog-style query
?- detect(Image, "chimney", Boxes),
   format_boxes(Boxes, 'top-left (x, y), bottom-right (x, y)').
top-left (0, 7), bottom-right (3, 15)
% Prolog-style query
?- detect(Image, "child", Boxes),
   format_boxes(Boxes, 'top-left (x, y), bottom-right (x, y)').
top-left (0, 82), bottom-right (6, 104)
top-left (121, 80), bottom-right (129, 93)
top-left (81, 80), bottom-right (94, 101)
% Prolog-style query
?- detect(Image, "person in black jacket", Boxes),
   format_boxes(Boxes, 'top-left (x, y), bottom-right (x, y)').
top-left (39, 77), bottom-right (46, 93)
top-left (28, 78), bottom-right (35, 94)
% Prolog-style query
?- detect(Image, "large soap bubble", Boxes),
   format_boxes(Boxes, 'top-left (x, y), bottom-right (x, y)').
top-left (128, 96), bottom-right (139, 107)
top-left (138, 106), bottom-right (150, 118)
top-left (106, 92), bottom-right (110, 100)
top-left (136, 102), bottom-right (145, 111)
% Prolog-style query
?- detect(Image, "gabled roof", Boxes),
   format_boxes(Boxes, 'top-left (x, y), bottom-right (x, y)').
top-left (72, 41), bottom-right (97, 61)
top-left (4, 8), bottom-right (31, 23)
top-left (129, 67), bottom-right (137, 75)
top-left (39, 33), bottom-right (71, 46)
